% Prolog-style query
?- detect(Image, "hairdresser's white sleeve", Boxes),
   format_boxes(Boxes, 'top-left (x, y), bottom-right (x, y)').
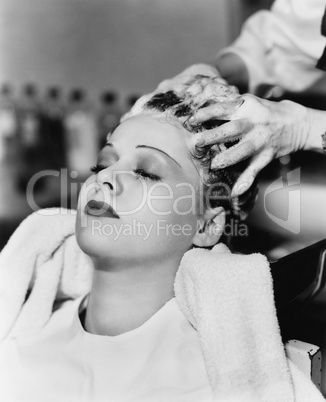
top-left (216, 0), bottom-right (326, 93)
top-left (217, 11), bottom-right (274, 93)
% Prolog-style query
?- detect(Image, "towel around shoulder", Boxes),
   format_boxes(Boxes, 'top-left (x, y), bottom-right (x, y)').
top-left (175, 244), bottom-right (325, 401)
top-left (0, 208), bottom-right (92, 340)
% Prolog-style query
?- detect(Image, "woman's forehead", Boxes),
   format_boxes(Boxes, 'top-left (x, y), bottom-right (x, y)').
top-left (109, 114), bottom-right (191, 150)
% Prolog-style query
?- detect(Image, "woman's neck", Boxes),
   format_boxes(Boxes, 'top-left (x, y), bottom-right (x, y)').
top-left (84, 259), bottom-right (178, 336)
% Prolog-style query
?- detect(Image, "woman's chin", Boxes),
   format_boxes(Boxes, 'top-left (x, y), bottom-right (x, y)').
top-left (76, 228), bottom-right (141, 262)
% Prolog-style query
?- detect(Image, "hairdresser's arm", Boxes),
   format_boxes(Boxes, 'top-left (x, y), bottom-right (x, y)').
top-left (261, 74), bottom-right (326, 102)
top-left (190, 95), bottom-right (326, 196)
top-left (213, 53), bottom-right (249, 94)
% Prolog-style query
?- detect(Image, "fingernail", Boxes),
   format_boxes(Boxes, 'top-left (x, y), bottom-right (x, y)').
top-left (231, 182), bottom-right (249, 197)
top-left (196, 138), bottom-right (206, 147)
top-left (188, 115), bottom-right (196, 123)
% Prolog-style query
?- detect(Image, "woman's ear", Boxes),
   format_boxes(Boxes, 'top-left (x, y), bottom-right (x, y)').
top-left (192, 207), bottom-right (226, 247)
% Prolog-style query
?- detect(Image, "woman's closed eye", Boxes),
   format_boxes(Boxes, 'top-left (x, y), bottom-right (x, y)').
top-left (90, 164), bottom-right (107, 174)
top-left (90, 164), bottom-right (161, 182)
top-left (133, 169), bottom-right (161, 182)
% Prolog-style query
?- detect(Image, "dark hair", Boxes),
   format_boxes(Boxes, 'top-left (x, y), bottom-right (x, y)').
top-left (144, 90), bottom-right (258, 221)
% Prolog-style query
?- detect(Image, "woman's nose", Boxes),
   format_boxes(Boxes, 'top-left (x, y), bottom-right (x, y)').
top-left (95, 167), bottom-right (123, 196)
top-left (102, 180), bottom-right (114, 191)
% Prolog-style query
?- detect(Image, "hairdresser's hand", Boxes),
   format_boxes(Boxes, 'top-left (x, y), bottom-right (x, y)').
top-left (189, 94), bottom-right (310, 196)
top-left (155, 63), bottom-right (229, 93)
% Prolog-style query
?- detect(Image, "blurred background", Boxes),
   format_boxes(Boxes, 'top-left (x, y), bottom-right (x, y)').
top-left (0, 0), bottom-right (325, 259)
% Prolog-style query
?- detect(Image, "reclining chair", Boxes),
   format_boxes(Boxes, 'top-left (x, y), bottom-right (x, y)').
top-left (271, 239), bottom-right (326, 395)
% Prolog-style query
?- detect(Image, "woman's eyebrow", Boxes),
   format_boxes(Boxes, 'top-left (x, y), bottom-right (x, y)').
top-left (105, 142), bottom-right (181, 168)
top-left (136, 145), bottom-right (181, 168)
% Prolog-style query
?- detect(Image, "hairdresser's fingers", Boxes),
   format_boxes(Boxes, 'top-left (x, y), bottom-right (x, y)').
top-left (156, 64), bottom-right (220, 92)
top-left (231, 152), bottom-right (273, 197)
top-left (211, 76), bottom-right (229, 86)
top-left (189, 100), bottom-right (243, 124)
top-left (194, 119), bottom-right (252, 147)
top-left (190, 104), bottom-right (229, 122)
top-left (210, 140), bottom-right (256, 169)
top-left (228, 85), bottom-right (239, 94)
top-left (156, 78), bottom-right (188, 94)
top-left (189, 82), bottom-right (241, 104)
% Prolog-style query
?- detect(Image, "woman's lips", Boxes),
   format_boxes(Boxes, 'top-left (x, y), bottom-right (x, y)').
top-left (85, 200), bottom-right (120, 219)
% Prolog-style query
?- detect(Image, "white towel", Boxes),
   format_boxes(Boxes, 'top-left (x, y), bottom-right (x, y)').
top-left (175, 245), bottom-right (324, 401)
top-left (0, 209), bottom-right (324, 401)
top-left (0, 208), bottom-right (92, 340)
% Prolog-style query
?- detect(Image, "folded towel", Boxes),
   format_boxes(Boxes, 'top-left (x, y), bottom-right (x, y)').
top-left (0, 209), bottom-right (324, 401)
top-left (0, 208), bottom-right (92, 340)
top-left (175, 244), bottom-right (324, 401)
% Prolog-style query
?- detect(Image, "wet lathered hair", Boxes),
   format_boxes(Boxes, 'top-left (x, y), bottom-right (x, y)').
top-left (144, 90), bottom-right (258, 221)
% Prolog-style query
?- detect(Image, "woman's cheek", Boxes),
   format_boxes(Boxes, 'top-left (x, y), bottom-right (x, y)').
top-left (147, 182), bottom-right (198, 220)
top-left (111, 180), bottom-right (147, 216)
top-left (145, 182), bottom-right (175, 216)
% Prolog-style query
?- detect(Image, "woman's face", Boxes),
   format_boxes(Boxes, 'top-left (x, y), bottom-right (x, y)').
top-left (76, 114), bottom-right (204, 266)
